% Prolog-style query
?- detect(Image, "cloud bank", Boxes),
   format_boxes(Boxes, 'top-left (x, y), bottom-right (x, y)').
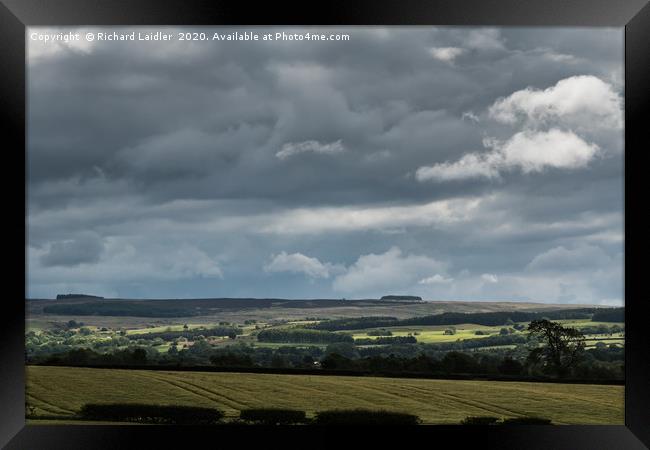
top-left (26, 26), bottom-right (623, 304)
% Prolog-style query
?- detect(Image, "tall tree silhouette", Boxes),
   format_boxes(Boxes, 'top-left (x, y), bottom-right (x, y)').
top-left (527, 320), bottom-right (585, 377)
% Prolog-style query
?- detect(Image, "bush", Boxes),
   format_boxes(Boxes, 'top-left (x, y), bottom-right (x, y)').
top-left (354, 336), bottom-right (417, 345)
top-left (460, 416), bottom-right (552, 425)
top-left (320, 353), bottom-right (356, 370)
top-left (501, 417), bottom-right (552, 425)
top-left (367, 330), bottom-right (393, 336)
top-left (239, 408), bottom-right (307, 425)
top-left (314, 409), bottom-right (420, 425)
top-left (128, 326), bottom-right (242, 342)
top-left (78, 403), bottom-right (224, 424)
top-left (497, 357), bottom-right (523, 375)
top-left (210, 352), bottom-right (254, 367)
top-left (257, 329), bottom-right (353, 344)
top-left (442, 351), bottom-right (480, 374)
top-left (461, 416), bottom-right (500, 425)
top-left (324, 342), bottom-right (359, 359)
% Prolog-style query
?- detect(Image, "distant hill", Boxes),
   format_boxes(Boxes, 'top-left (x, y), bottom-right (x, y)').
top-left (381, 295), bottom-right (422, 301)
top-left (28, 295), bottom-right (612, 319)
top-left (38, 298), bottom-right (408, 318)
top-left (56, 294), bottom-right (104, 300)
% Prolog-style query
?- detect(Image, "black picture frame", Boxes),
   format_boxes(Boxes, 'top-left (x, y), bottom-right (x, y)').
top-left (1, 0), bottom-right (648, 448)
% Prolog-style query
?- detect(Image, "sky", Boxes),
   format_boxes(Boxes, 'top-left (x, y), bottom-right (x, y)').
top-left (26, 26), bottom-right (624, 304)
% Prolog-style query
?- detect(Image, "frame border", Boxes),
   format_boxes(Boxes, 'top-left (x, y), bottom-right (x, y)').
top-left (1, 0), bottom-right (648, 448)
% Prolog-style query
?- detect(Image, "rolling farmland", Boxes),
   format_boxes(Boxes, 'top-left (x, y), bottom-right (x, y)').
top-left (26, 366), bottom-right (624, 425)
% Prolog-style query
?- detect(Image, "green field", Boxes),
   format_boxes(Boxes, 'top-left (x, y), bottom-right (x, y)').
top-left (346, 320), bottom-right (624, 347)
top-left (26, 366), bottom-right (623, 425)
top-left (348, 324), bottom-right (509, 343)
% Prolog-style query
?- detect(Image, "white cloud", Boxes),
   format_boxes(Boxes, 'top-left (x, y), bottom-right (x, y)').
top-left (469, 269), bottom-right (623, 306)
top-left (491, 128), bottom-right (600, 173)
top-left (527, 245), bottom-right (612, 271)
top-left (541, 51), bottom-right (579, 63)
top-left (269, 62), bottom-right (333, 89)
top-left (363, 150), bottom-right (392, 163)
top-left (462, 111), bottom-right (480, 123)
top-left (162, 246), bottom-right (224, 279)
top-left (29, 195), bottom-right (485, 238)
top-left (263, 251), bottom-right (340, 279)
top-left (429, 47), bottom-right (465, 62)
top-left (416, 76), bottom-right (618, 184)
top-left (488, 75), bottom-right (623, 130)
top-left (258, 197), bottom-right (482, 234)
top-left (275, 139), bottom-right (345, 160)
top-left (416, 129), bottom-right (598, 182)
top-left (481, 273), bottom-right (499, 283)
top-left (333, 247), bottom-right (446, 295)
top-left (464, 29), bottom-right (505, 51)
top-left (419, 274), bottom-right (454, 284)
top-left (29, 240), bottom-right (223, 284)
top-left (415, 152), bottom-right (502, 182)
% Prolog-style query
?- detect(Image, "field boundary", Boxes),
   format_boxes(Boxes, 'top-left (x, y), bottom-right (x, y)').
top-left (27, 363), bottom-right (624, 385)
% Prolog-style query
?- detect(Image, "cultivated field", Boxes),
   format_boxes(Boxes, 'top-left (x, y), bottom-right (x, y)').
top-left (26, 366), bottom-right (623, 425)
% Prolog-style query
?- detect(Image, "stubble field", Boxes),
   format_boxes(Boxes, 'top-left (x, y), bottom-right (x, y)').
top-left (27, 366), bottom-right (623, 425)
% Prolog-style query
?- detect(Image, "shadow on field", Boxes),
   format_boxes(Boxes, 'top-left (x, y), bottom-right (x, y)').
top-left (71, 404), bottom-right (423, 425)
top-left (38, 404), bottom-right (551, 426)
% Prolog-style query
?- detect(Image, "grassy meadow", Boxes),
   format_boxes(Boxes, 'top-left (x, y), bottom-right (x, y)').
top-left (26, 366), bottom-right (623, 425)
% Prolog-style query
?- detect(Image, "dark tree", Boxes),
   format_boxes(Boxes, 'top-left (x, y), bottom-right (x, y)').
top-left (210, 352), bottom-right (253, 367)
top-left (131, 348), bottom-right (148, 364)
top-left (497, 357), bottom-right (523, 375)
top-left (442, 351), bottom-right (480, 374)
top-left (320, 353), bottom-right (355, 370)
top-left (301, 355), bottom-right (315, 367)
top-left (526, 320), bottom-right (585, 377)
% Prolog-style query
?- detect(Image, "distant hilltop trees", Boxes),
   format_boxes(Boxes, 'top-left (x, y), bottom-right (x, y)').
top-left (380, 295), bottom-right (422, 301)
top-left (56, 294), bottom-right (104, 300)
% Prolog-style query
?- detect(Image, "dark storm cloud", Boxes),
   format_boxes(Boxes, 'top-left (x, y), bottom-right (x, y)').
top-left (39, 231), bottom-right (105, 267)
top-left (28, 27), bottom-right (621, 206)
top-left (27, 26), bottom-right (624, 303)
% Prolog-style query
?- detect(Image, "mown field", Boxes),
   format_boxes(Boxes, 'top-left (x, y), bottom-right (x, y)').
top-left (26, 366), bottom-right (623, 425)
top-left (343, 319), bottom-right (623, 347)
top-left (348, 324), bottom-right (510, 343)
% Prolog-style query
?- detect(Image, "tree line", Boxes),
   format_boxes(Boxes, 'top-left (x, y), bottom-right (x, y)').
top-left (130, 326), bottom-right (242, 341)
top-left (306, 308), bottom-right (620, 331)
top-left (591, 308), bottom-right (624, 322)
top-left (354, 336), bottom-right (417, 345)
top-left (256, 328), bottom-right (354, 344)
top-left (27, 320), bottom-right (624, 381)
